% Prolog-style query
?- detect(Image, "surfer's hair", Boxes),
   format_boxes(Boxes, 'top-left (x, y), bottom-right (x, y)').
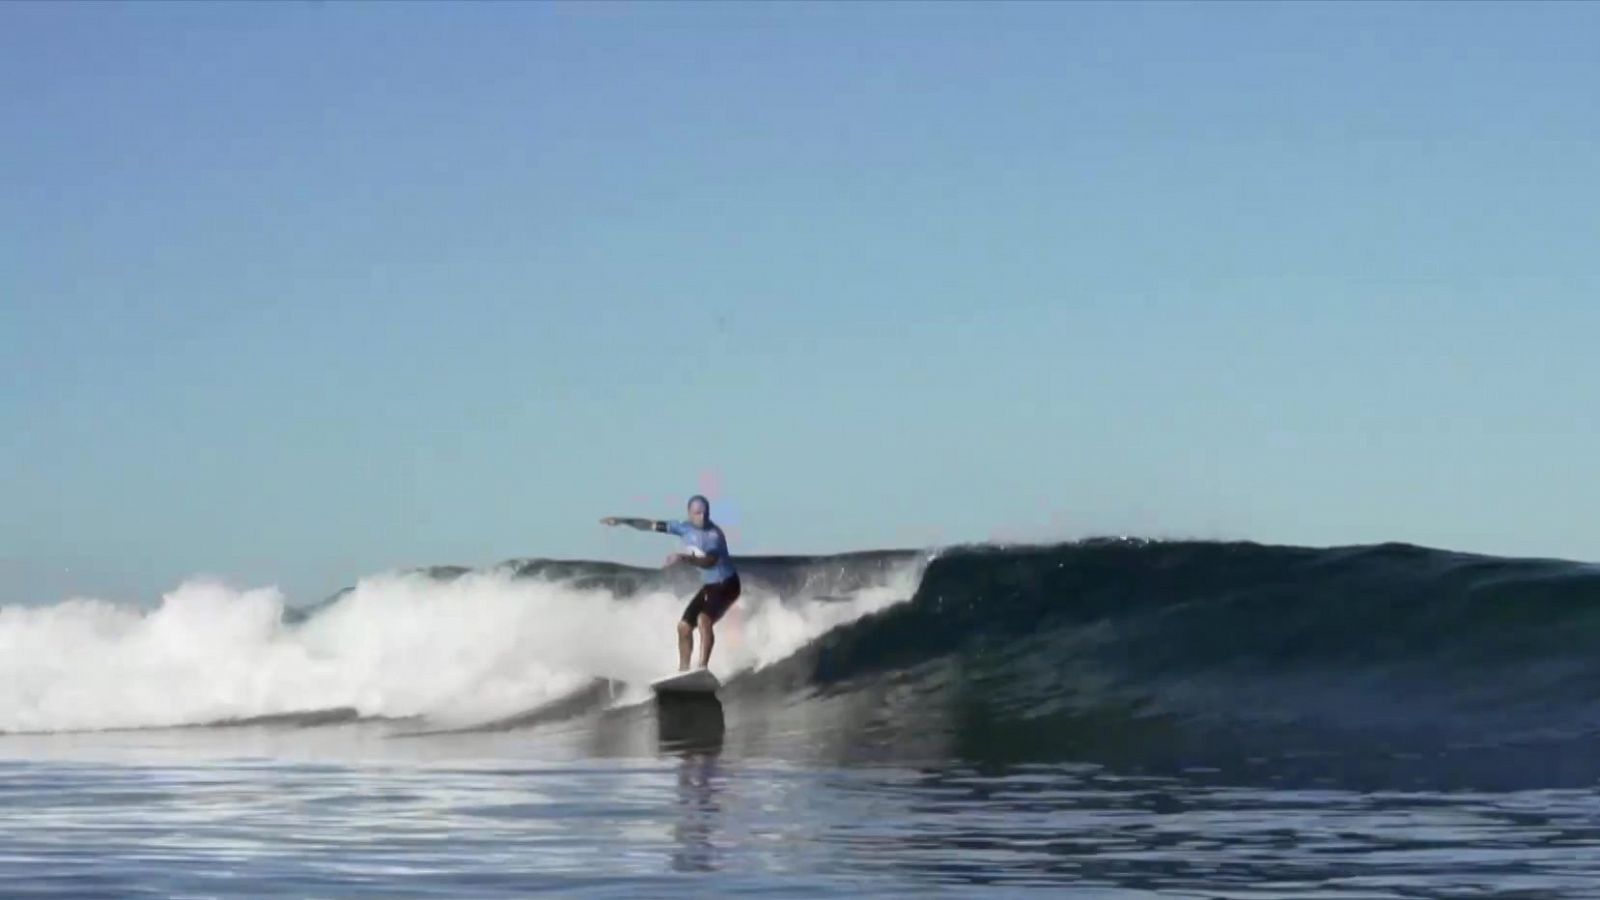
top-left (687, 494), bottom-right (711, 515)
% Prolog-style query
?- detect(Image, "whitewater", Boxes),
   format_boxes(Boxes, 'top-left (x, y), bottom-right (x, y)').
top-left (0, 555), bottom-right (929, 734)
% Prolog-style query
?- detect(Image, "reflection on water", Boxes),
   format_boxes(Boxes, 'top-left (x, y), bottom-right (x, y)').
top-left (655, 695), bottom-right (725, 757)
top-left (657, 696), bottom-right (726, 874)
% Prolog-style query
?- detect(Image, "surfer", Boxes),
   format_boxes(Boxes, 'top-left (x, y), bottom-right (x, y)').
top-left (601, 494), bottom-right (741, 671)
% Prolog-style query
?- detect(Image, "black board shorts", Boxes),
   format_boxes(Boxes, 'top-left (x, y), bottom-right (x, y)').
top-left (681, 574), bottom-right (741, 626)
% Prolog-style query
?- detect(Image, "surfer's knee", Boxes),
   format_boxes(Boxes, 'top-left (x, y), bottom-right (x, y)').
top-left (697, 613), bottom-right (714, 633)
top-left (677, 620), bottom-right (692, 638)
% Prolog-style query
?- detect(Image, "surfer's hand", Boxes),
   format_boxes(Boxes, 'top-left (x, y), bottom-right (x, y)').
top-left (600, 517), bottom-right (618, 527)
top-left (664, 552), bottom-right (682, 567)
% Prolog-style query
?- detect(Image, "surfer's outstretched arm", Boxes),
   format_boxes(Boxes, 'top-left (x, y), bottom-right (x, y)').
top-left (600, 516), bottom-right (669, 532)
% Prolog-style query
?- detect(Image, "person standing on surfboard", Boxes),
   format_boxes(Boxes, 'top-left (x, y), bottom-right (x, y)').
top-left (600, 494), bottom-right (740, 672)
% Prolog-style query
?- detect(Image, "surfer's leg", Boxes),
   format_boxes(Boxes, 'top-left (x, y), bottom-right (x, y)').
top-left (676, 620), bottom-right (693, 672)
top-left (678, 588), bottom-right (710, 672)
top-left (696, 613), bottom-right (715, 668)
top-left (694, 577), bottom-right (741, 668)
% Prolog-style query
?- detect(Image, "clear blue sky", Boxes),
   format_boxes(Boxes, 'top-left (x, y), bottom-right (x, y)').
top-left (3, 1), bottom-right (1598, 605)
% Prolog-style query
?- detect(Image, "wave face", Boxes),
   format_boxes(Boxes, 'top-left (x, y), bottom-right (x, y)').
top-left (7, 538), bottom-right (1600, 783)
top-left (746, 539), bottom-right (1600, 780)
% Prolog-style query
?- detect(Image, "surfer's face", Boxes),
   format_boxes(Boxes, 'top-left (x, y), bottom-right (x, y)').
top-left (688, 498), bottom-right (708, 528)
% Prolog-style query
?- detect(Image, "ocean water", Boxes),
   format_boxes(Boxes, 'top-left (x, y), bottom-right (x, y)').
top-left (4, 540), bottom-right (1600, 897)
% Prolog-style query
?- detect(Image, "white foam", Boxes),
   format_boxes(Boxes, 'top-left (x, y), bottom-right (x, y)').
top-left (0, 559), bottom-right (926, 734)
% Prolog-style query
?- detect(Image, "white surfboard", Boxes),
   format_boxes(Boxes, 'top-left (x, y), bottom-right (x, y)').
top-left (651, 668), bottom-right (720, 695)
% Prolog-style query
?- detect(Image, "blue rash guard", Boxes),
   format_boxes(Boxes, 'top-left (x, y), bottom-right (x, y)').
top-left (664, 520), bottom-right (737, 584)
